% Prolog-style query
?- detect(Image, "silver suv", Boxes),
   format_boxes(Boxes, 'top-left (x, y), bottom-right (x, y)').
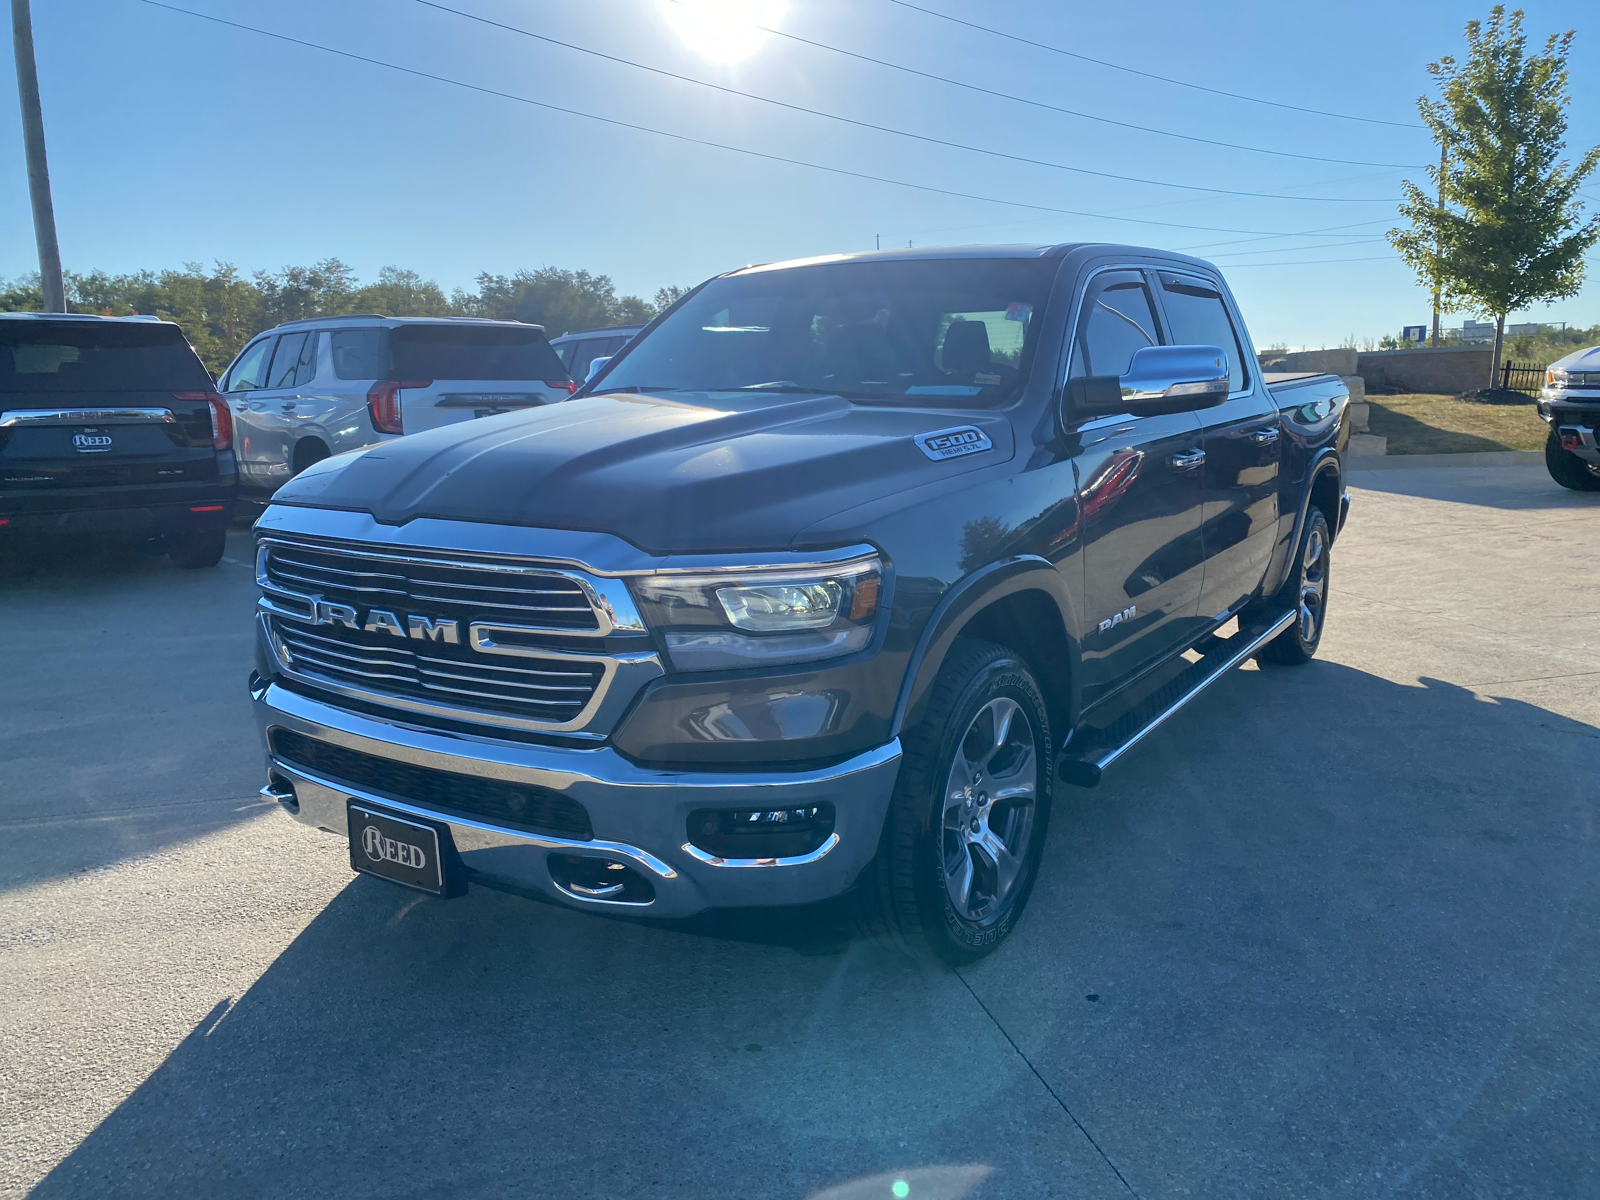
top-left (219, 316), bottom-right (574, 492)
top-left (549, 325), bottom-right (642, 386)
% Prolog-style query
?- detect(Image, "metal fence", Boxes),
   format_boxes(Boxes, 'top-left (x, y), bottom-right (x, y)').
top-left (1498, 360), bottom-right (1547, 396)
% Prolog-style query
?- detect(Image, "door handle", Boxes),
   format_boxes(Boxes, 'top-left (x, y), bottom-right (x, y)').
top-left (1248, 428), bottom-right (1280, 445)
top-left (1169, 449), bottom-right (1206, 470)
top-left (281, 402), bottom-right (297, 411)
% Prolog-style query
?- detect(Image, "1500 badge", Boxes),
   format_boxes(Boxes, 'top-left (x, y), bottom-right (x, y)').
top-left (914, 425), bottom-right (993, 462)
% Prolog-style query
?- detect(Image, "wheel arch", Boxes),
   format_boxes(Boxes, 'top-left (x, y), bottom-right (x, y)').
top-left (891, 557), bottom-right (1081, 742)
top-left (1266, 449), bottom-right (1343, 597)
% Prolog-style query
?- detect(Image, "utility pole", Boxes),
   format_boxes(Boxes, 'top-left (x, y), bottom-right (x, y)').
top-left (1429, 142), bottom-right (1445, 348)
top-left (11, 0), bottom-right (64, 312)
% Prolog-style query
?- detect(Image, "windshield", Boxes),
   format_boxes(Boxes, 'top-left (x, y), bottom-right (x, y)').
top-left (0, 321), bottom-right (212, 393)
top-left (595, 257), bottom-right (1058, 406)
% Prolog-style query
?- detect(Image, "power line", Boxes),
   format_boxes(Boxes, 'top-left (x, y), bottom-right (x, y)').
top-left (134, 0), bottom-right (1400, 241)
top-left (653, 0), bottom-right (1423, 170)
top-left (1207, 237), bottom-right (1391, 259)
top-left (414, 0), bottom-right (1397, 203)
top-left (1176, 219), bottom-right (1394, 252)
top-left (884, 0), bottom-right (1422, 130)
top-left (1224, 255), bottom-right (1398, 267)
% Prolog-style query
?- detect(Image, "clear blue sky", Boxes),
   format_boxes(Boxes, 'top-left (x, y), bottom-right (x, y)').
top-left (5, 0), bottom-right (1598, 347)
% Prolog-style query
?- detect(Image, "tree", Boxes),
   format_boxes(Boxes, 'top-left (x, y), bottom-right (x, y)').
top-left (350, 266), bottom-right (453, 317)
top-left (465, 267), bottom-right (655, 334)
top-left (1389, 6), bottom-right (1599, 387)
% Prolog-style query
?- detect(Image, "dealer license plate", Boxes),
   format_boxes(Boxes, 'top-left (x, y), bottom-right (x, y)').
top-left (348, 802), bottom-right (446, 894)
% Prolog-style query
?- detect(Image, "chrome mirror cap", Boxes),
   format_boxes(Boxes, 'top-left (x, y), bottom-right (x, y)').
top-left (1121, 344), bottom-right (1230, 402)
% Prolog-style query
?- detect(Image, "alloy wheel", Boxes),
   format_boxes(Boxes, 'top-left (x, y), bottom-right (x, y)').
top-left (1299, 524), bottom-right (1327, 642)
top-left (941, 697), bottom-right (1038, 923)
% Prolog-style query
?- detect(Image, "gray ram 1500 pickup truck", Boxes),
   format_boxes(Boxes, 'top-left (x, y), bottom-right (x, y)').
top-left (250, 244), bottom-right (1350, 962)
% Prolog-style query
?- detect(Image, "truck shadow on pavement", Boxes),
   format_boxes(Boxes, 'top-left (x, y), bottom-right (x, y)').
top-left (25, 661), bottom-right (1600, 1199)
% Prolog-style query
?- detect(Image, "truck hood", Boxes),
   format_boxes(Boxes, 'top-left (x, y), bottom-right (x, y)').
top-left (275, 390), bottom-right (1016, 553)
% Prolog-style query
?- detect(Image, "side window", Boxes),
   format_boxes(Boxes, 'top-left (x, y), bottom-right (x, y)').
top-left (331, 328), bottom-right (385, 380)
top-left (261, 331), bottom-right (319, 388)
top-left (557, 342), bottom-right (577, 371)
top-left (222, 337), bottom-right (273, 393)
top-left (1158, 273), bottom-right (1248, 393)
top-left (1070, 271), bottom-right (1161, 379)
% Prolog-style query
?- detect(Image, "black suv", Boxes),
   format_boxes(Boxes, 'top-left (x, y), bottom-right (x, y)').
top-left (0, 313), bottom-right (237, 567)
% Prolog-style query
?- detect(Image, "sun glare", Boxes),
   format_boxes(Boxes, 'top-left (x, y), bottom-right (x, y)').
top-left (661, 0), bottom-right (787, 64)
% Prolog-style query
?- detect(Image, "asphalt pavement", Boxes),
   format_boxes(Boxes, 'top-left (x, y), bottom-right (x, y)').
top-left (1, 465), bottom-right (1596, 1199)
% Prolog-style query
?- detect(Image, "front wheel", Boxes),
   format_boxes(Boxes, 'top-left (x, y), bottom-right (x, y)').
top-left (1545, 430), bottom-right (1600, 491)
top-left (862, 640), bottom-right (1052, 965)
top-left (1257, 508), bottom-right (1330, 665)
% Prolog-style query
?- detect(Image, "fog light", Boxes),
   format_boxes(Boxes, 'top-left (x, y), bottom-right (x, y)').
top-left (687, 804), bottom-right (836, 860)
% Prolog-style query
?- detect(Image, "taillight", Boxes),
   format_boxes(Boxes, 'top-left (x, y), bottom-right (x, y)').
top-left (367, 380), bottom-right (431, 435)
top-left (175, 391), bottom-right (231, 450)
top-left (546, 380), bottom-right (578, 396)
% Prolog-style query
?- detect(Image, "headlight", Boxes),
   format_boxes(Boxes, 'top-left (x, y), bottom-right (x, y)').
top-left (629, 555), bottom-right (883, 671)
top-left (1548, 368), bottom-right (1568, 388)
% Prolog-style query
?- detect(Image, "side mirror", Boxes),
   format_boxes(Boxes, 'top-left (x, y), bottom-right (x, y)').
top-left (1067, 345), bottom-right (1231, 416)
top-left (585, 356), bottom-right (613, 383)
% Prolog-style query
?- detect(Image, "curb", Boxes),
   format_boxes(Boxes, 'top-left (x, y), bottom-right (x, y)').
top-left (1347, 449), bottom-right (1544, 471)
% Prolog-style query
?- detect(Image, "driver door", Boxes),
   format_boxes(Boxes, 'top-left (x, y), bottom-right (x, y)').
top-left (1064, 269), bottom-right (1208, 708)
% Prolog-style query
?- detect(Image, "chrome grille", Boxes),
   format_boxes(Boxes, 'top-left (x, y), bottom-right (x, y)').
top-left (273, 623), bottom-right (602, 724)
top-left (263, 539), bottom-right (600, 631)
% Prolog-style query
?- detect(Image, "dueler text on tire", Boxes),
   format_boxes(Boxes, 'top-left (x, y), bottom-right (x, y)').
top-left (864, 639), bottom-right (1052, 965)
top-left (1258, 508), bottom-right (1330, 665)
top-left (1544, 430), bottom-right (1600, 491)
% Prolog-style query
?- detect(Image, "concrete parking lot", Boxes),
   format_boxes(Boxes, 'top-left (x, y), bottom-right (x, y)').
top-left (1, 465), bottom-right (1596, 1199)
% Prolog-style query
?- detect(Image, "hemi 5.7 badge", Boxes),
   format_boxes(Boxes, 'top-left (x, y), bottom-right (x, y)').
top-left (914, 425), bottom-right (993, 462)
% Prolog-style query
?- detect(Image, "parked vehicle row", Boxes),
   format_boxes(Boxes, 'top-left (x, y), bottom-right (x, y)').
top-left (248, 242), bottom-right (1353, 963)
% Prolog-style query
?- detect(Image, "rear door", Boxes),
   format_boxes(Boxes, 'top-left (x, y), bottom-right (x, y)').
top-left (249, 331), bottom-right (320, 483)
top-left (0, 320), bottom-right (221, 505)
top-left (1154, 271), bottom-right (1282, 621)
top-left (1063, 269), bottom-right (1209, 706)
top-left (388, 324), bottom-right (573, 434)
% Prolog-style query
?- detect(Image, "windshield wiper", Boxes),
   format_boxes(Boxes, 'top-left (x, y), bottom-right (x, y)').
top-left (728, 382), bottom-right (815, 393)
top-left (595, 385), bottom-right (679, 393)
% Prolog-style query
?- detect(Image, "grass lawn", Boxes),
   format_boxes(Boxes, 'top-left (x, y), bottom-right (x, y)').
top-left (1366, 393), bottom-right (1550, 455)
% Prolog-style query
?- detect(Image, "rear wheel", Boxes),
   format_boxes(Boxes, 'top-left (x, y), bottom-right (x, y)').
top-left (292, 438), bottom-right (330, 476)
top-left (1257, 508), bottom-right (1330, 665)
top-left (1545, 430), bottom-right (1600, 491)
top-left (168, 529), bottom-right (225, 569)
top-left (862, 640), bottom-right (1051, 965)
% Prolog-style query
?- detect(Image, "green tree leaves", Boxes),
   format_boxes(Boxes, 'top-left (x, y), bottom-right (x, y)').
top-left (1389, 6), bottom-right (1600, 383)
top-left (0, 261), bottom-right (689, 376)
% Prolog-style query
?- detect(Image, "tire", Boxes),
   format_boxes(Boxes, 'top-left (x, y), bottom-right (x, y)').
top-left (168, 529), bottom-right (226, 569)
top-left (861, 639), bottom-right (1052, 965)
top-left (1544, 430), bottom-right (1600, 491)
top-left (1258, 508), bottom-right (1330, 666)
top-left (292, 439), bottom-right (330, 476)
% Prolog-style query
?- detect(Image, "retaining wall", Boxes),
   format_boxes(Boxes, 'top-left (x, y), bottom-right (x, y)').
top-left (1356, 347), bottom-right (1494, 395)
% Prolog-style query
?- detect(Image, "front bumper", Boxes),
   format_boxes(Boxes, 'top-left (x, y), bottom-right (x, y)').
top-left (253, 681), bottom-right (902, 918)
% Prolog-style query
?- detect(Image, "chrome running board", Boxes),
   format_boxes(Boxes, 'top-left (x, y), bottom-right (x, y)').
top-left (1057, 607), bottom-right (1297, 788)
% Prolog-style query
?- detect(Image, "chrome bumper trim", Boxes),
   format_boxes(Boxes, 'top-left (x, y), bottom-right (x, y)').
top-left (273, 759), bottom-right (678, 881)
top-left (680, 832), bottom-right (841, 868)
top-left (254, 681), bottom-right (903, 917)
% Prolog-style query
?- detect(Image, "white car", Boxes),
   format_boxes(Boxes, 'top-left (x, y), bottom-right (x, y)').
top-left (218, 316), bottom-right (575, 491)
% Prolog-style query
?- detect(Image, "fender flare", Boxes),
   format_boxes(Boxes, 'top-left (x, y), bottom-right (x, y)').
top-left (1270, 449), bottom-right (1343, 595)
top-left (889, 555), bottom-right (1081, 738)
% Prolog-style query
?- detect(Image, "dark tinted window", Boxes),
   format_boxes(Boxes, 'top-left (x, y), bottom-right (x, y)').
top-left (265, 331), bottom-right (319, 389)
top-left (1070, 272), bottom-right (1161, 379)
top-left (222, 336), bottom-right (273, 392)
top-left (389, 325), bottom-right (567, 381)
top-left (597, 258), bottom-right (1058, 407)
top-left (1159, 273), bottom-right (1247, 393)
top-left (0, 320), bottom-right (211, 393)
top-left (331, 328), bottom-right (384, 380)
top-left (570, 336), bottom-right (628, 383)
